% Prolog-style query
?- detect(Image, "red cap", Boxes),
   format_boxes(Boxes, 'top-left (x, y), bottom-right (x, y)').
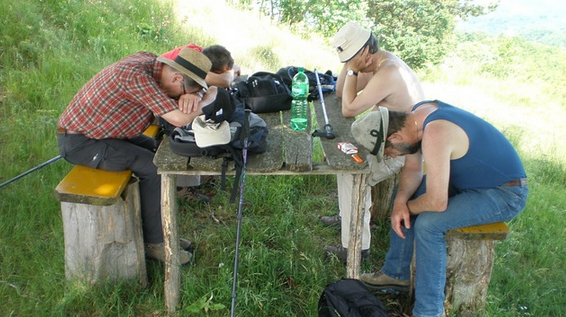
top-left (161, 43), bottom-right (203, 60)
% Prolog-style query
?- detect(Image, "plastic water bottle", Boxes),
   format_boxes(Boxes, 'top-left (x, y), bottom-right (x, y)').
top-left (290, 67), bottom-right (309, 131)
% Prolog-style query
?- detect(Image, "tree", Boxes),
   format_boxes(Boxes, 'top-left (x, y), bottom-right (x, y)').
top-left (229, 0), bottom-right (496, 69)
top-left (366, 0), bottom-right (496, 69)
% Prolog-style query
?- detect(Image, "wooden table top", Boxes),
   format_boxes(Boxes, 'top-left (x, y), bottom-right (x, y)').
top-left (154, 93), bottom-right (370, 176)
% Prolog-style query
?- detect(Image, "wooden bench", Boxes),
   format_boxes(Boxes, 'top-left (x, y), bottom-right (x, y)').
top-left (55, 125), bottom-right (160, 286)
top-left (443, 222), bottom-right (509, 316)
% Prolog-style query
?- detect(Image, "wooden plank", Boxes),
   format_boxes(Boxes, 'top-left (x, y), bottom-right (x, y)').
top-left (247, 111), bottom-right (285, 172)
top-left (161, 174), bottom-right (181, 312)
top-left (312, 93), bottom-right (369, 171)
top-left (446, 222), bottom-right (509, 241)
top-left (281, 107), bottom-right (312, 172)
top-left (346, 173), bottom-right (369, 279)
top-left (154, 137), bottom-right (190, 173)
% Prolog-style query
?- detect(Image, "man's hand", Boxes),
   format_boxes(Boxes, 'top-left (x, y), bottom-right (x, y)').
top-left (177, 93), bottom-right (202, 114)
top-left (347, 46), bottom-right (372, 73)
top-left (177, 86), bottom-right (218, 114)
top-left (391, 202), bottom-right (412, 239)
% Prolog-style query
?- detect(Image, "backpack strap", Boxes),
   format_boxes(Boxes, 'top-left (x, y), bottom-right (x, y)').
top-left (228, 148), bottom-right (243, 203)
top-left (228, 109), bottom-right (250, 203)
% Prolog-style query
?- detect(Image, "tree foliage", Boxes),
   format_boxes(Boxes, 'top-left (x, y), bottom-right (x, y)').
top-left (228, 0), bottom-right (496, 69)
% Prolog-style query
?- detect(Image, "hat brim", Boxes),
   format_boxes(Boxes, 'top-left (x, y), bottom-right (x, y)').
top-left (339, 32), bottom-right (371, 63)
top-left (157, 56), bottom-right (208, 89)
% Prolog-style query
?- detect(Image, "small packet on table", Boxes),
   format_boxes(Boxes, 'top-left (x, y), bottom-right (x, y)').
top-left (337, 142), bottom-right (364, 164)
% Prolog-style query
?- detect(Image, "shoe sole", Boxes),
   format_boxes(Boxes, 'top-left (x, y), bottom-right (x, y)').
top-left (362, 281), bottom-right (410, 293)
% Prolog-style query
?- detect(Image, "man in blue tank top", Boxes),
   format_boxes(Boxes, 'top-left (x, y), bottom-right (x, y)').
top-left (351, 100), bottom-right (529, 317)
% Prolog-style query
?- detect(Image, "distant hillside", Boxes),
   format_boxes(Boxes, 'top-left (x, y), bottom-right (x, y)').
top-left (457, 0), bottom-right (566, 48)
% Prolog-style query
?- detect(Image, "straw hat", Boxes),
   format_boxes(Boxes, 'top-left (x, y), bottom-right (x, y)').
top-left (157, 48), bottom-right (211, 88)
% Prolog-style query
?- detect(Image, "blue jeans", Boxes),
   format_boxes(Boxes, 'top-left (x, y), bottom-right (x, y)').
top-left (381, 178), bottom-right (528, 317)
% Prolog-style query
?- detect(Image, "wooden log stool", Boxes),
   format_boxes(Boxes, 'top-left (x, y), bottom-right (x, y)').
top-left (443, 222), bottom-right (509, 316)
top-left (54, 125), bottom-right (160, 286)
top-left (56, 167), bottom-right (147, 286)
top-left (408, 222), bottom-right (509, 316)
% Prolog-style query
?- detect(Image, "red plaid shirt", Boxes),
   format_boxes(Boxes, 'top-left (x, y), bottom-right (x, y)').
top-left (58, 52), bottom-right (178, 139)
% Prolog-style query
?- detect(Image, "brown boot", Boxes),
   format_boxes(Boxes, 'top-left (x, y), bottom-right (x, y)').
top-left (359, 271), bottom-right (410, 292)
top-left (145, 242), bottom-right (193, 266)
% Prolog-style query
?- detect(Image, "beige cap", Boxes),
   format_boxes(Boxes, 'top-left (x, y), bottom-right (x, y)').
top-left (192, 115), bottom-right (231, 147)
top-left (351, 107), bottom-right (389, 162)
top-left (331, 22), bottom-right (372, 62)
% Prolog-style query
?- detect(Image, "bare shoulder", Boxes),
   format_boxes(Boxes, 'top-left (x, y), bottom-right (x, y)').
top-left (423, 119), bottom-right (469, 159)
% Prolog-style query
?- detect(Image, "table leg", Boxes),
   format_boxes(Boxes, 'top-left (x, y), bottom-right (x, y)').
top-left (346, 173), bottom-right (368, 279)
top-left (161, 174), bottom-right (180, 312)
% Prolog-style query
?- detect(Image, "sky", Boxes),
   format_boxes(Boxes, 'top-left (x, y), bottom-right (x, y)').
top-left (457, 0), bottom-right (566, 35)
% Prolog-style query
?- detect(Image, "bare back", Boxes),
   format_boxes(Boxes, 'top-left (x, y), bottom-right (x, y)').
top-left (338, 50), bottom-right (425, 116)
top-left (363, 51), bottom-right (424, 112)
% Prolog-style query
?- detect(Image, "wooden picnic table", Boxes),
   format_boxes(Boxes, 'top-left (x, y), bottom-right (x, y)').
top-left (153, 93), bottom-right (370, 312)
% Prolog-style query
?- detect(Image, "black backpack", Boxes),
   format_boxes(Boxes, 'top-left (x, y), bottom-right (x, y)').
top-left (233, 71), bottom-right (292, 113)
top-left (318, 279), bottom-right (389, 317)
top-left (276, 66), bottom-right (336, 101)
top-left (163, 88), bottom-right (268, 202)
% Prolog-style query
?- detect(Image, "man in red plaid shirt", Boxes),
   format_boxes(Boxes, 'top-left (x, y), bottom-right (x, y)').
top-left (57, 48), bottom-right (216, 265)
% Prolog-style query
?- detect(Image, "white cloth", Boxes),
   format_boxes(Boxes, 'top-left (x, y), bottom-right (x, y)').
top-left (367, 155), bottom-right (405, 186)
top-left (336, 156), bottom-right (405, 249)
top-left (176, 175), bottom-right (201, 187)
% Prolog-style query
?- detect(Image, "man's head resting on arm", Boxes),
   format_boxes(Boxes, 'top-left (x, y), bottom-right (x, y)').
top-left (351, 107), bottom-right (419, 160)
top-left (332, 21), bottom-right (379, 63)
top-left (157, 48), bottom-right (211, 97)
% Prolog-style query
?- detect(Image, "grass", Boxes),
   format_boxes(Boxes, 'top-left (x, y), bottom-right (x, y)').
top-left (1, 0), bottom-right (565, 316)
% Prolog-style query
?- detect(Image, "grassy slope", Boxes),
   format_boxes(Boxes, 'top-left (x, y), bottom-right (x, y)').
top-left (0, 0), bottom-right (564, 316)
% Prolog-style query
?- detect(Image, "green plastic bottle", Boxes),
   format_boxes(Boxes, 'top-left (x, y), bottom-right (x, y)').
top-left (290, 67), bottom-right (309, 131)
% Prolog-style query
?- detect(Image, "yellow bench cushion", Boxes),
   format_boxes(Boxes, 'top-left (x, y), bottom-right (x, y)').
top-left (142, 124), bottom-right (160, 138)
top-left (447, 222), bottom-right (509, 241)
top-left (56, 166), bottom-right (132, 205)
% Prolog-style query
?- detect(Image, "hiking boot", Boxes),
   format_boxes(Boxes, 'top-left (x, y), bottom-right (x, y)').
top-left (325, 245), bottom-right (369, 263)
top-left (145, 242), bottom-right (193, 266)
top-left (178, 187), bottom-right (210, 204)
top-left (179, 238), bottom-right (193, 252)
top-left (360, 271), bottom-right (410, 292)
top-left (320, 214), bottom-right (341, 228)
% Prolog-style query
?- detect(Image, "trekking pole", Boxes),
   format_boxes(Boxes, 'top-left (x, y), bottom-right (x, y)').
top-left (230, 109), bottom-right (251, 317)
top-left (0, 155), bottom-right (62, 190)
top-left (311, 69), bottom-right (335, 140)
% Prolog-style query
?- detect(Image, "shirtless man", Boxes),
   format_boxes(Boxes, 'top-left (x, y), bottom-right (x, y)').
top-left (323, 22), bottom-right (425, 261)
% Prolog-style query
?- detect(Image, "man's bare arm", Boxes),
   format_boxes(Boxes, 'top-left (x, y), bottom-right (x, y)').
top-left (406, 122), bottom-right (454, 214)
top-left (391, 152), bottom-right (423, 238)
top-left (341, 65), bottom-right (398, 117)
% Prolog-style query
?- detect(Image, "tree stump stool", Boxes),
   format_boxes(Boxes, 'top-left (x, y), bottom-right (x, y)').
top-left (444, 222), bottom-right (509, 316)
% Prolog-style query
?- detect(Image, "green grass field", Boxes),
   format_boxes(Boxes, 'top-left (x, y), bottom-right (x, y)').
top-left (1, 0), bottom-right (565, 316)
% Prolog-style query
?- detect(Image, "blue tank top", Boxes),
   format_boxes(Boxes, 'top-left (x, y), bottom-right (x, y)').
top-left (413, 100), bottom-right (526, 189)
